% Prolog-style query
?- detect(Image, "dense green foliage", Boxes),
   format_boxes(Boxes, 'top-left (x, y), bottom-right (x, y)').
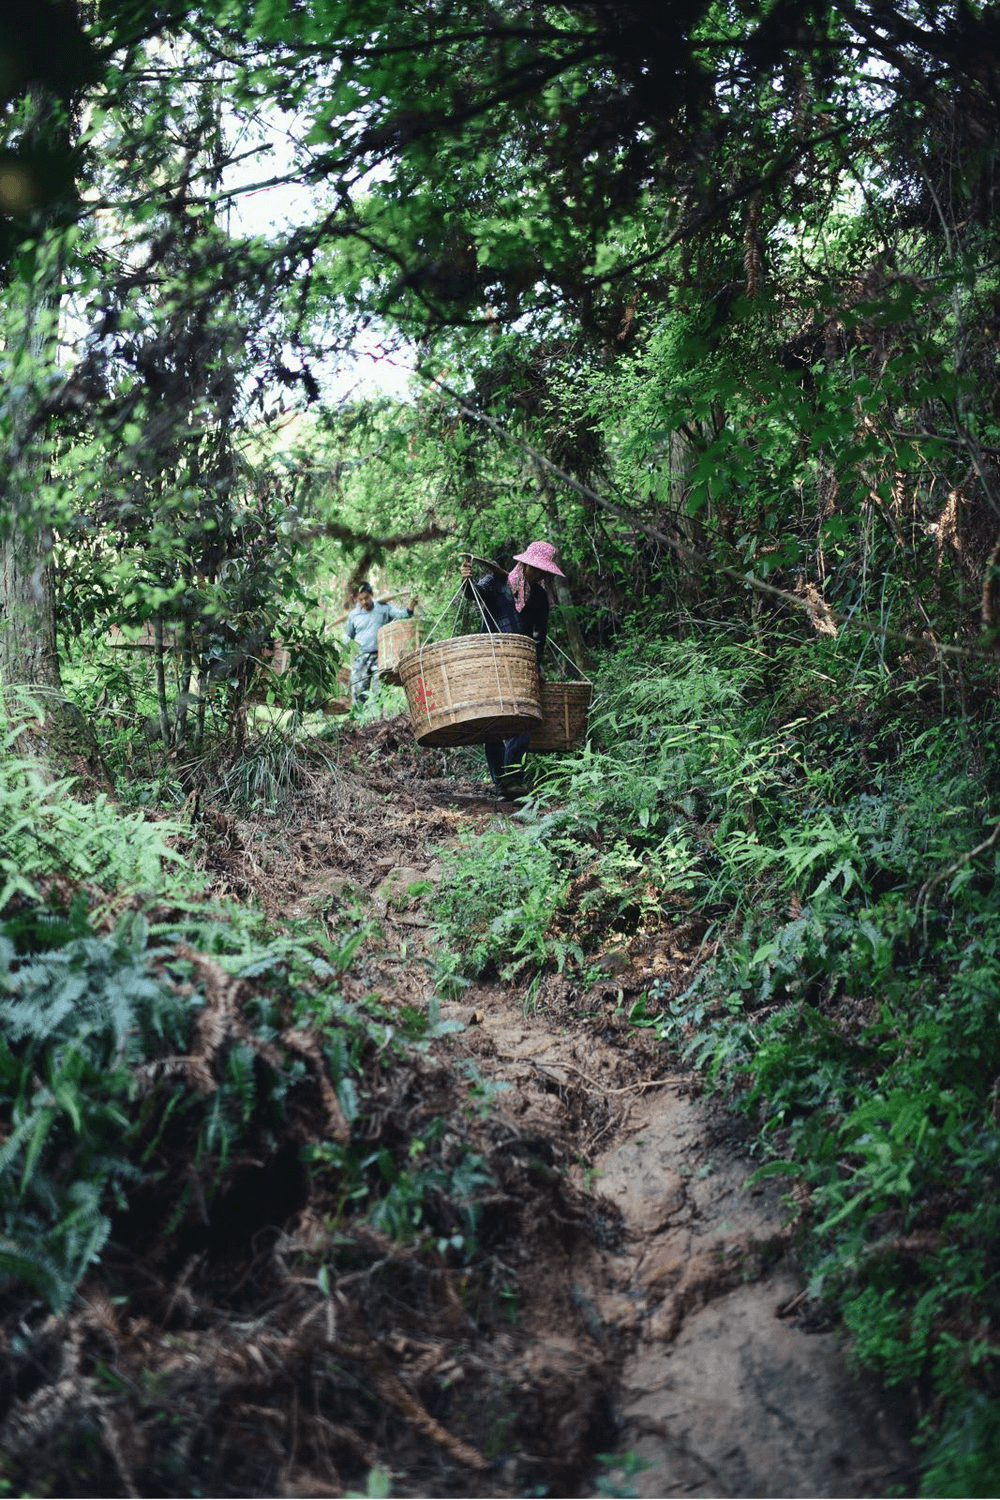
top-left (0, 917), bottom-right (189, 1311)
top-left (0, 718), bottom-right (493, 1323)
top-left (5, 0), bottom-right (1000, 1491)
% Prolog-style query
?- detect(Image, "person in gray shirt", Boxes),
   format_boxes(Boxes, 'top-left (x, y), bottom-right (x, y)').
top-left (344, 581), bottom-right (417, 704)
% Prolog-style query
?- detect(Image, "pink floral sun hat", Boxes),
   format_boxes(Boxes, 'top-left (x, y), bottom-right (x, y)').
top-left (511, 540), bottom-right (565, 576)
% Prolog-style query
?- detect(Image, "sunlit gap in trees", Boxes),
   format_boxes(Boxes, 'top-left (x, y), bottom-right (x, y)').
top-left (222, 105), bottom-right (417, 407)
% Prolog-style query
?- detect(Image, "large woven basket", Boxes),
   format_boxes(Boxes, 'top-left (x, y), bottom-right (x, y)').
top-left (399, 633), bottom-right (543, 747)
top-left (377, 617), bottom-right (420, 685)
top-left (529, 680), bottom-right (593, 752)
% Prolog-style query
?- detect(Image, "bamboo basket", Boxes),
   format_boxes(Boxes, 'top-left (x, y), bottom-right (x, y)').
top-left (528, 680), bottom-right (593, 752)
top-left (377, 617), bottom-right (420, 685)
top-left (399, 633), bottom-right (543, 747)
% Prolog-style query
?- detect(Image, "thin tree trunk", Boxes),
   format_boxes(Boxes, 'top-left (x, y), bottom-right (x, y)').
top-left (552, 576), bottom-right (591, 677)
top-left (195, 649), bottom-right (208, 753)
top-left (176, 624), bottom-right (196, 749)
top-left (153, 614), bottom-right (171, 743)
top-left (667, 429), bottom-right (701, 627)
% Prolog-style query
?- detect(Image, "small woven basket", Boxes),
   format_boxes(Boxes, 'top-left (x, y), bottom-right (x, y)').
top-left (377, 617), bottom-right (420, 685)
top-left (528, 680), bottom-right (593, 752)
top-left (399, 633), bottom-right (543, 747)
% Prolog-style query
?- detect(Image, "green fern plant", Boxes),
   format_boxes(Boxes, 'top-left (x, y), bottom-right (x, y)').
top-left (0, 729), bottom-right (195, 912)
top-left (0, 922), bottom-right (190, 1310)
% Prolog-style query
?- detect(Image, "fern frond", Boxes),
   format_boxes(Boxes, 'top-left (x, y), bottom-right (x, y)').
top-left (0, 1236), bottom-right (69, 1307)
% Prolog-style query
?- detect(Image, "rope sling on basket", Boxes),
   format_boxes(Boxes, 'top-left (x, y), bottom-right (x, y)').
top-left (397, 558), bottom-right (543, 747)
top-left (528, 636), bottom-right (594, 753)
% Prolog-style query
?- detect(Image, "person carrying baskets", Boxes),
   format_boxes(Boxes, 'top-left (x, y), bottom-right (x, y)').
top-left (344, 581), bottom-right (418, 705)
top-left (460, 540), bottom-right (565, 797)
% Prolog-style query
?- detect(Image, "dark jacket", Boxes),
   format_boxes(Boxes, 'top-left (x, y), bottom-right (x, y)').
top-left (466, 570), bottom-right (549, 667)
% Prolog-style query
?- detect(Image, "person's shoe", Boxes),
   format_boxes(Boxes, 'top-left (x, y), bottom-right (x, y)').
top-left (499, 773), bottom-right (527, 798)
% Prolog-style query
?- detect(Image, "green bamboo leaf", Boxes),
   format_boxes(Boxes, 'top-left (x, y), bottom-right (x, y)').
top-left (745, 1159), bottom-right (800, 1186)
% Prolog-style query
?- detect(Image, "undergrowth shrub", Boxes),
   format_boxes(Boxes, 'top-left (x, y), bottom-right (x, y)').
top-left (0, 886), bottom-right (494, 1317)
top-left (431, 819), bottom-right (584, 979)
top-left (429, 633), bottom-right (759, 982)
top-left (0, 730), bottom-right (191, 910)
top-left (652, 657), bottom-right (1000, 1495)
top-left (209, 722), bottom-right (338, 811)
top-left (0, 715), bottom-right (495, 1331)
top-left (0, 920), bottom-right (190, 1310)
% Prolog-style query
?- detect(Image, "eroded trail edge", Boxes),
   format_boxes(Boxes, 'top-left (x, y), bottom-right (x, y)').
top-left (451, 991), bottom-right (913, 1498)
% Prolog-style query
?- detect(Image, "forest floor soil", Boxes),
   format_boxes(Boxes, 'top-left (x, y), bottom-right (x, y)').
top-left (219, 713), bottom-right (915, 1498)
top-left (2, 713), bottom-right (917, 1498)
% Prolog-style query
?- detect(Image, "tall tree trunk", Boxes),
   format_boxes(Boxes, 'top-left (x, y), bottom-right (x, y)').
top-left (0, 528), bottom-right (61, 696)
top-left (177, 623), bottom-right (197, 749)
top-left (667, 428), bottom-right (703, 628)
top-left (0, 84), bottom-right (105, 779)
top-left (551, 576), bottom-right (591, 678)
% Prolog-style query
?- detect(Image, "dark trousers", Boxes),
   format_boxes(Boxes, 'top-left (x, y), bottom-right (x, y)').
top-left (351, 652), bottom-right (378, 704)
top-left (485, 732), bottom-right (531, 788)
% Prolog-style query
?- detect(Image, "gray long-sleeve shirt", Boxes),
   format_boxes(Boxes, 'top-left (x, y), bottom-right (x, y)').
top-left (344, 600), bottom-right (413, 656)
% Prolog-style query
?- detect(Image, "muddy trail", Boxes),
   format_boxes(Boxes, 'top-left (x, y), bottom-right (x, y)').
top-left (1, 715), bottom-right (916, 1498)
top-left (250, 715), bottom-right (916, 1497)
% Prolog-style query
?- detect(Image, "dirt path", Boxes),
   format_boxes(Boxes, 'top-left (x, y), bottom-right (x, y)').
top-left (442, 991), bottom-right (914, 1497)
top-left (210, 717), bottom-right (917, 1496)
